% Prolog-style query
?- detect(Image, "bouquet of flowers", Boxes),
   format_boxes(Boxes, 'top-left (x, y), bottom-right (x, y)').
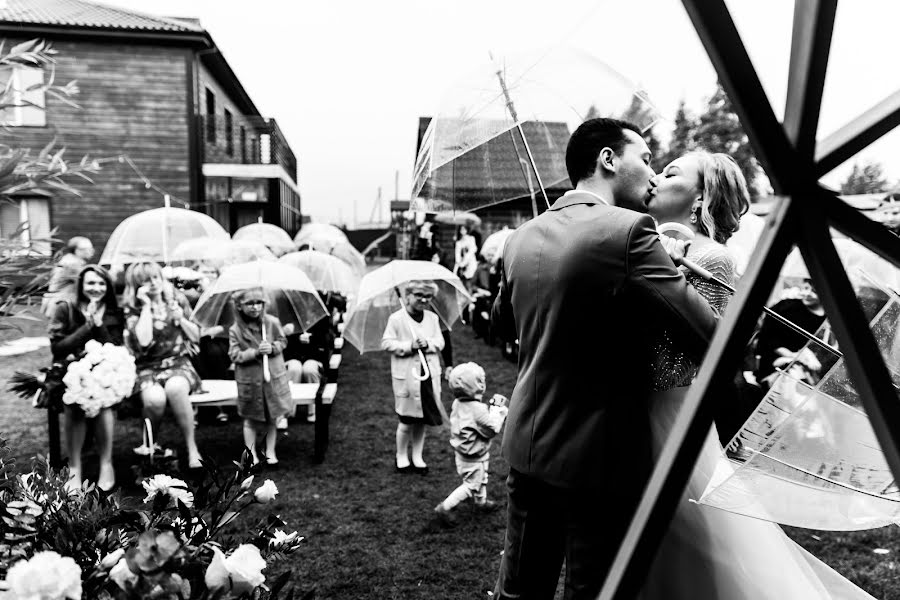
top-left (61, 340), bottom-right (136, 418)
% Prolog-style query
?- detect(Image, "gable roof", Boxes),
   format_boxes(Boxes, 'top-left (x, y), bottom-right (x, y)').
top-left (0, 0), bottom-right (202, 32)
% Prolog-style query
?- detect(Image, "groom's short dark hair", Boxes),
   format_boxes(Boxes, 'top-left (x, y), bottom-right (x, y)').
top-left (566, 118), bottom-right (643, 187)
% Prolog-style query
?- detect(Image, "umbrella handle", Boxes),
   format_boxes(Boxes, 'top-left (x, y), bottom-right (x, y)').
top-left (261, 321), bottom-right (271, 383)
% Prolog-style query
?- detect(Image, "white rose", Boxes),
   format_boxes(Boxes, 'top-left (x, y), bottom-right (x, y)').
top-left (108, 558), bottom-right (139, 591)
top-left (254, 479), bottom-right (278, 504)
top-left (98, 548), bottom-right (125, 570)
top-left (5, 551), bottom-right (82, 600)
top-left (204, 545), bottom-right (266, 596)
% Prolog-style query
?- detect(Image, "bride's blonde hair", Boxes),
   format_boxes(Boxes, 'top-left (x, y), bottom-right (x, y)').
top-left (689, 151), bottom-right (751, 244)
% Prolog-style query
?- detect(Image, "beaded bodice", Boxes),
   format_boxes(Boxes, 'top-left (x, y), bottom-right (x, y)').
top-left (649, 241), bottom-right (737, 391)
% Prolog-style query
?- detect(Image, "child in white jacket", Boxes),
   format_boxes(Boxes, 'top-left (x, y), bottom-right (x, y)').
top-left (435, 362), bottom-right (508, 523)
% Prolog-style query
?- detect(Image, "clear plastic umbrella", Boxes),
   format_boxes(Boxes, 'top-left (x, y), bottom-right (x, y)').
top-left (192, 261), bottom-right (327, 334)
top-left (305, 238), bottom-right (366, 277)
top-left (171, 238), bottom-right (276, 270)
top-left (411, 46), bottom-right (661, 214)
top-left (279, 250), bottom-right (361, 298)
top-left (780, 237), bottom-right (900, 296)
top-left (435, 211), bottom-right (481, 227)
top-left (343, 260), bottom-right (472, 353)
top-left (480, 227), bottom-right (516, 263)
top-left (99, 206), bottom-right (230, 271)
top-left (232, 222), bottom-right (295, 257)
top-left (293, 223), bottom-right (349, 248)
top-left (698, 269), bottom-right (900, 530)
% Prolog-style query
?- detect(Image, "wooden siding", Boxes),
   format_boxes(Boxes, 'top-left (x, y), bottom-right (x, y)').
top-left (0, 36), bottom-right (192, 257)
top-left (198, 64), bottom-right (260, 166)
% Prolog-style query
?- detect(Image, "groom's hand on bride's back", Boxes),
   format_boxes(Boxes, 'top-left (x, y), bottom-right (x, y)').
top-left (660, 236), bottom-right (691, 266)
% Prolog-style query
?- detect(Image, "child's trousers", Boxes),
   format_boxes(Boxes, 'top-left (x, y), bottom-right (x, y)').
top-left (442, 454), bottom-right (489, 509)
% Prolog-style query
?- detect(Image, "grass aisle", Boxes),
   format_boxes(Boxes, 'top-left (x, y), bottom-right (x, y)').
top-left (2, 319), bottom-right (899, 598)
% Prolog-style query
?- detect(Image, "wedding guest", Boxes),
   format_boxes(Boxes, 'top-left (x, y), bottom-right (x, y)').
top-left (42, 236), bottom-right (94, 315)
top-left (122, 261), bottom-right (202, 468)
top-left (754, 279), bottom-right (827, 387)
top-left (228, 288), bottom-right (292, 466)
top-left (48, 265), bottom-right (124, 492)
top-left (284, 304), bottom-right (335, 424)
top-left (434, 362), bottom-right (508, 527)
top-left (454, 226), bottom-right (478, 290)
top-left (382, 280), bottom-right (444, 473)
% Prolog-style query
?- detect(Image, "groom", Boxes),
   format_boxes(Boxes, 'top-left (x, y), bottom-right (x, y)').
top-left (492, 118), bottom-right (719, 599)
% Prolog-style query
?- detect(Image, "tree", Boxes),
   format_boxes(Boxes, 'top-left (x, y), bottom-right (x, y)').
top-left (654, 100), bottom-right (697, 172)
top-left (0, 39), bottom-right (99, 328)
top-left (692, 83), bottom-right (768, 199)
top-left (840, 161), bottom-right (891, 195)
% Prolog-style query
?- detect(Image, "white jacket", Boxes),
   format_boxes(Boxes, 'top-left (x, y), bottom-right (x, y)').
top-left (381, 308), bottom-right (444, 417)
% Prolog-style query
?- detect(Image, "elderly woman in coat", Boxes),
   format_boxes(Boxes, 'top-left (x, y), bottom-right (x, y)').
top-left (382, 280), bottom-right (445, 474)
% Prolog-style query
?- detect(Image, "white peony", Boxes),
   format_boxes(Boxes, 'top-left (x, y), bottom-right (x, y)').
top-left (254, 479), bottom-right (278, 504)
top-left (142, 474), bottom-right (194, 508)
top-left (204, 544), bottom-right (266, 596)
top-left (269, 529), bottom-right (302, 549)
top-left (5, 551), bottom-right (82, 600)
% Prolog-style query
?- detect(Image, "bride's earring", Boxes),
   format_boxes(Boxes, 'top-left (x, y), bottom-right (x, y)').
top-left (689, 210), bottom-right (698, 225)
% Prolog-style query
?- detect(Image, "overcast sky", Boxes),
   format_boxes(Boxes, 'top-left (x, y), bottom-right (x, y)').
top-left (104, 0), bottom-right (900, 225)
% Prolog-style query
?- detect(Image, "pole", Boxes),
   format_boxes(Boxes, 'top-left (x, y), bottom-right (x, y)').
top-left (162, 194), bottom-right (171, 265)
top-left (494, 65), bottom-right (551, 210)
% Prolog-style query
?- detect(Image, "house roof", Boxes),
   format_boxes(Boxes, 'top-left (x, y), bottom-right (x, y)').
top-left (0, 0), bottom-right (264, 118)
top-left (0, 0), bottom-right (202, 32)
top-left (416, 116), bottom-right (572, 211)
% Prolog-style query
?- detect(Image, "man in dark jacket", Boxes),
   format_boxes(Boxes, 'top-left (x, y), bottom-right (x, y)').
top-left (492, 118), bottom-right (719, 599)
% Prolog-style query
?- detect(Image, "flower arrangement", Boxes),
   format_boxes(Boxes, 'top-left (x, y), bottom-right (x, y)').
top-left (61, 340), bottom-right (136, 418)
top-left (0, 440), bottom-right (305, 599)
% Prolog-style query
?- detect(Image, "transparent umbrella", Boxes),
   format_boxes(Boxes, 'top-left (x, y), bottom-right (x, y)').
top-left (171, 238), bottom-right (276, 270)
top-left (343, 260), bottom-right (471, 354)
top-left (99, 205), bottom-right (229, 271)
top-left (305, 238), bottom-right (366, 277)
top-left (411, 46), bottom-right (661, 215)
top-left (192, 261), bottom-right (327, 334)
top-left (293, 223), bottom-right (348, 248)
top-left (232, 222), bottom-right (295, 257)
top-left (698, 269), bottom-right (900, 530)
top-left (279, 250), bottom-right (361, 298)
top-left (480, 227), bottom-right (516, 263)
top-left (781, 237), bottom-right (900, 292)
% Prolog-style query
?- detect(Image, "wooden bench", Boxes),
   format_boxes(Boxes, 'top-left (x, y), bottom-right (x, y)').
top-left (45, 335), bottom-right (347, 468)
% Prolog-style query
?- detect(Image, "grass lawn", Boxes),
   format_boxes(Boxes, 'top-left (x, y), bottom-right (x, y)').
top-left (2, 318), bottom-right (900, 598)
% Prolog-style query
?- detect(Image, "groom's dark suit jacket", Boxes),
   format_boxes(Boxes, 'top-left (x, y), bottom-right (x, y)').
top-left (492, 191), bottom-right (718, 490)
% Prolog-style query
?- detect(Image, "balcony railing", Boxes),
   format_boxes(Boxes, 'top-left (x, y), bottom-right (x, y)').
top-left (198, 114), bottom-right (297, 183)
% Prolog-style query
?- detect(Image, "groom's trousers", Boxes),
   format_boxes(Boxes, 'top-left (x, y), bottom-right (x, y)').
top-left (494, 468), bottom-right (643, 600)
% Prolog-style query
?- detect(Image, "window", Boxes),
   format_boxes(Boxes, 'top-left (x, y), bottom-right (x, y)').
top-left (260, 134), bottom-right (271, 164)
top-left (240, 126), bottom-right (247, 163)
top-left (205, 88), bottom-right (216, 143)
top-left (0, 198), bottom-right (51, 254)
top-left (0, 67), bottom-right (46, 127)
top-left (224, 109), bottom-right (233, 156)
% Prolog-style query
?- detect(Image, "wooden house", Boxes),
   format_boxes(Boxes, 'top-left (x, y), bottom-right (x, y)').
top-left (0, 0), bottom-right (301, 256)
top-left (414, 116), bottom-right (571, 258)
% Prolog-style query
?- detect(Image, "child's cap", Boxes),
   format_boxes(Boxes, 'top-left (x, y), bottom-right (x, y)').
top-left (448, 362), bottom-right (486, 399)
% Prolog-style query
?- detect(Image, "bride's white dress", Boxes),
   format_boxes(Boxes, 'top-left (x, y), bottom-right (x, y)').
top-left (638, 241), bottom-right (874, 600)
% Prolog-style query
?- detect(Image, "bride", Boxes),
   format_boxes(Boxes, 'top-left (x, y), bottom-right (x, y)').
top-left (640, 151), bottom-right (874, 599)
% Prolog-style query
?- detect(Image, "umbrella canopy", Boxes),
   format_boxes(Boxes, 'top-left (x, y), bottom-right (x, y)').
top-left (232, 223), bottom-right (295, 257)
top-left (279, 250), bottom-right (361, 298)
top-left (305, 239), bottom-right (367, 277)
top-left (192, 261), bottom-right (327, 333)
top-left (726, 212), bottom-right (766, 278)
top-left (699, 289), bottom-right (900, 530)
top-left (343, 260), bottom-right (472, 353)
top-left (99, 206), bottom-right (229, 270)
top-left (171, 238), bottom-right (277, 270)
top-left (781, 237), bottom-right (900, 292)
top-left (480, 227), bottom-right (516, 263)
top-left (293, 223), bottom-right (348, 248)
top-left (434, 211), bottom-right (481, 227)
top-left (411, 46), bottom-right (660, 213)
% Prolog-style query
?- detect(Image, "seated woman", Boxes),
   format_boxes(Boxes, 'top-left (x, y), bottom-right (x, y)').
top-left (122, 261), bottom-right (203, 468)
top-left (284, 305), bottom-right (335, 424)
top-left (47, 265), bottom-right (125, 492)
